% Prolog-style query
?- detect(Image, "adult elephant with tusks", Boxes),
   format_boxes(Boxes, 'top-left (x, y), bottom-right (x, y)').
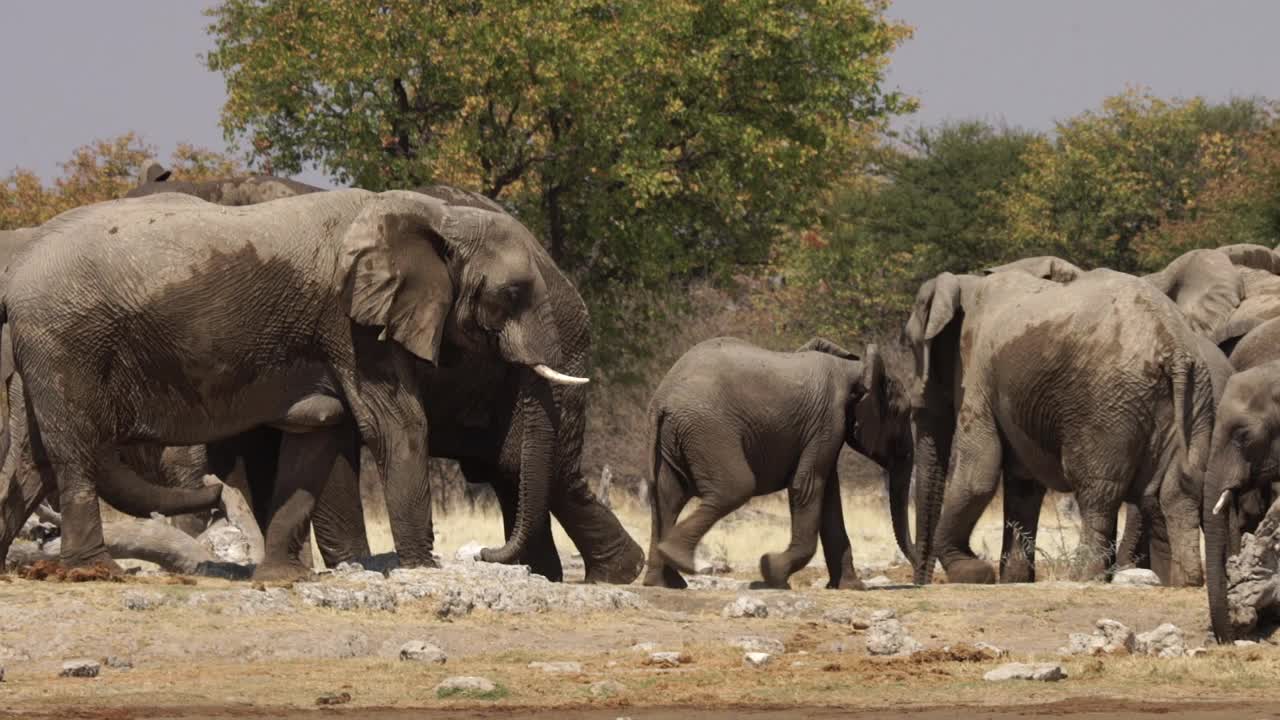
top-left (0, 188), bottom-right (587, 579)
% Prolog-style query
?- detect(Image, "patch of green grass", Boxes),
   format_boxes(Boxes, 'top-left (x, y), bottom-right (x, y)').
top-left (437, 682), bottom-right (510, 701)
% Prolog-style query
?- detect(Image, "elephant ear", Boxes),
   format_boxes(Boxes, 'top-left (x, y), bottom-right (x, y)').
top-left (904, 272), bottom-right (963, 396)
top-left (854, 343), bottom-right (888, 453)
top-left (1144, 249), bottom-right (1243, 345)
top-left (340, 191), bottom-right (467, 365)
top-left (983, 256), bottom-right (1083, 283)
top-left (1218, 243), bottom-right (1280, 274)
top-left (796, 337), bottom-right (859, 360)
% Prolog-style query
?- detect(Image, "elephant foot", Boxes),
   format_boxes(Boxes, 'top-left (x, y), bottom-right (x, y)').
top-left (642, 565), bottom-right (687, 589)
top-left (759, 553), bottom-right (793, 589)
top-left (944, 557), bottom-right (996, 584)
top-left (584, 536), bottom-right (645, 585)
top-left (252, 561), bottom-right (313, 583)
top-left (59, 550), bottom-right (125, 579)
top-left (828, 575), bottom-right (865, 590)
top-left (999, 561), bottom-right (1035, 584)
top-left (656, 539), bottom-right (698, 576)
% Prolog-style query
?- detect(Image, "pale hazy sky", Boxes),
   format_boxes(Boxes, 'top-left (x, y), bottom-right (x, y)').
top-left (3, 0), bottom-right (1279, 184)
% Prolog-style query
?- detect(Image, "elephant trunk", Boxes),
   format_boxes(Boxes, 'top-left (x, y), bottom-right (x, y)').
top-left (912, 410), bottom-right (953, 585)
top-left (887, 450), bottom-right (916, 567)
top-left (98, 466), bottom-right (223, 520)
top-left (480, 367), bottom-right (554, 564)
top-left (1204, 440), bottom-right (1247, 643)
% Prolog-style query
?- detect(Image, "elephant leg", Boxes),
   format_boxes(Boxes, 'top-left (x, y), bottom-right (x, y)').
top-left (1158, 464), bottom-right (1204, 587)
top-left (1116, 502), bottom-right (1151, 570)
top-left (338, 346), bottom-right (434, 569)
top-left (468, 460), bottom-right (562, 581)
top-left (657, 448), bottom-right (753, 576)
top-left (935, 410), bottom-right (1002, 584)
top-left (643, 457), bottom-right (690, 589)
top-left (0, 381), bottom-right (52, 562)
top-left (1143, 498), bottom-right (1173, 583)
top-left (312, 428), bottom-right (370, 567)
top-left (998, 471), bottom-right (1044, 583)
top-left (550, 472), bottom-right (645, 585)
top-left (819, 467), bottom-right (861, 590)
top-left (255, 428), bottom-right (342, 581)
top-left (761, 476), bottom-right (825, 588)
top-left (38, 436), bottom-right (118, 571)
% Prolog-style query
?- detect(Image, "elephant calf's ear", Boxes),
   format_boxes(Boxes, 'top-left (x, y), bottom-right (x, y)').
top-left (341, 194), bottom-right (458, 365)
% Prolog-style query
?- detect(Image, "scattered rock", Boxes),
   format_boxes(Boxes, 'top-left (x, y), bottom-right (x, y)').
top-left (644, 651), bottom-right (692, 668)
top-left (629, 642), bottom-right (658, 653)
top-left (202, 523), bottom-right (253, 564)
top-left (1112, 568), bottom-right (1161, 587)
top-left (435, 676), bottom-right (499, 698)
top-left (297, 583), bottom-right (398, 612)
top-left (743, 652), bottom-right (772, 668)
top-left (974, 642), bottom-right (1008, 658)
top-left (399, 641), bottom-right (447, 664)
top-left (388, 563), bottom-right (643, 614)
top-left (435, 589), bottom-right (475, 620)
top-left (122, 590), bottom-right (167, 611)
top-left (59, 659), bottom-right (100, 678)
top-left (455, 541), bottom-right (485, 561)
top-left (1135, 623), bottom-right (1187, 657)
top-left (684, 575), bottom-right (750, 591)
top-left (103, 656), bottom-right (133, 670)
top-left (866, 609), bottom-right (922, 656)
top-left (984, 662), bottom-right (1066, 682)
top-left (589, 680), bottom-right (626, 698)
top-left (1059, 619), bottom-right (1135, 656)
top-left (722, 596), bottom-right (768, 619)
top-left (862, 575), bottom-right (893, 588)
top-left (528, 661), bottom-right (582, 674)
top-left (1226, 507), bottom-right (1280, 636)
top-left (1234, 639), bottom-right (1259, 647)
top-left (770, 597), bottom-right (817, 618)
top-left (1188, 647), bottom-right (1209, 657)
top-left (727, 636), bottom-right (785, 655)
top-left (822, 607), bottom-right (869, 629)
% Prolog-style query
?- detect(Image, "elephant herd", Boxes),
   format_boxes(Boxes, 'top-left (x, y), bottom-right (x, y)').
top-left (1, 164), bottom-right (1277, 643)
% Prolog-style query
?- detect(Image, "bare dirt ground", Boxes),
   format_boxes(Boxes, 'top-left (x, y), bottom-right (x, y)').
top-left (2, 495), bottom-right (1271, 719)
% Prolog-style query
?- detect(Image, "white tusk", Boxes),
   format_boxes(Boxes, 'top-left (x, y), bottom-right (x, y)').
top-left (533, 364), bottom-right (590, 385)
top-left (1213, 489), bottom-right (1232, 515)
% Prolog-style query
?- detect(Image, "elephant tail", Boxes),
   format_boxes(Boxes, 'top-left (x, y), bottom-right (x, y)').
top-left (1168, 351), bottom-right (1212, 486)
top-left (647, 404), bottom-right (665, 498)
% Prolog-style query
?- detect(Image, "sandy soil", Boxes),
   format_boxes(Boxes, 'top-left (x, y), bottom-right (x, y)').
top-left (0, 563), bottom-right (1274, 719)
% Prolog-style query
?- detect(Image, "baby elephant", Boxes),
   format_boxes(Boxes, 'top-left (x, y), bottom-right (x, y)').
top-left (643, 337), bottom-right (914, 589)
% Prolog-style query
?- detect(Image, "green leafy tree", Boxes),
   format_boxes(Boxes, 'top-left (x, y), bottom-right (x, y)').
top-left (1000, 89), bottom-right (1274, 272)
top-left (205, 0), bottom-right (912, 369)
top-left (773, 121), bottom-right (1039, 341)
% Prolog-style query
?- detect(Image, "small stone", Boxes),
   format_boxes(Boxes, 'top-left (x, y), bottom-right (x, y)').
top-left (1112, 568), bottom-right (1161, 587)
top-left (589, 680), bottom-right (626, 698)
top-left (866, 611), bottom-right (922, 656)
top-left (1234, 639), bottom-right (1258, 647)
top-left (822, 607), bottom-right (869, 629)
top-left (60, 659), bottom-right (101, 678)
top-left (122, 591), bottom-right (166, 611)
top-left (974, 642), bottom-right (1008, 658)
top-left (103, 656), bottom-right (133, 670)
top-left (1188, 647), bottom-right (1208, 658)
top-left (435, 676), bottom-right (497, 697)
top-left (399, 641), bottom-right (447, 664)
top-left (983, 662), bottom-right (1066, 682)
top-left (722, 596), bottom-right (768, 619)
top-left (1135, 623), bottom-right (1186, 657)
top-left (644, 651), bottom-right (691, 668)
top-left (1061, 619), bottom-right (1135, 656)
top-left (727, 636), bottom-right (785, 654)
top-left (455, 541), bottom-right (485, 561)
top-left (528, 661), bottom-right (582, 674)
top-left (743, 651), bottom-right (772, 668)
top-left (863, 575), bottom-right (893, 588)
